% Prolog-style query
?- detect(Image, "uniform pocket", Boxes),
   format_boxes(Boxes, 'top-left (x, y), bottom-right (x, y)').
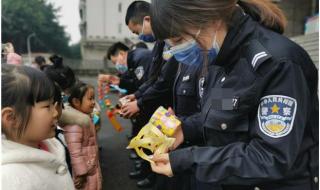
top-left (176, 86), bottom-right (200, 116)
top-left (176, 86), bottom-right (196, 96)
top-left (203, 89), bottom-right (250, 146)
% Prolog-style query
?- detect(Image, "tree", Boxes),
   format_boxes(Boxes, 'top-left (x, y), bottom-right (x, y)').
top-left (2, 0), bottom-right (71, 56)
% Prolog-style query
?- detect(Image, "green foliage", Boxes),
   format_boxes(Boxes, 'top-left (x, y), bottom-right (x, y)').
top-left (2, 0), bottom-right (75, 57)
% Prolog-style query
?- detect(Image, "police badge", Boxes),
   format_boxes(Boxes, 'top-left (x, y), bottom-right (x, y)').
top-left (258, 95), bottom-right (297, 138)
top-left (135, 66), bottom-right (144, 80)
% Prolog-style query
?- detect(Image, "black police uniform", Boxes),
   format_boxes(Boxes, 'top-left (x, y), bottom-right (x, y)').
top-left (129, 41), bottom-right (179, 188)
top-left (156, 63), bottom-right (205, 190)
top-left (118, 48), bottom-right (152, 94)
top-left (133, 41), bottom-right (179, 118)
top-left (168, 8), bottom-right (319, 190)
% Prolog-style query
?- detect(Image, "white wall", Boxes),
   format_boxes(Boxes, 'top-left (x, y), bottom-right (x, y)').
top-left (85, 0), bottom-right (150, 40)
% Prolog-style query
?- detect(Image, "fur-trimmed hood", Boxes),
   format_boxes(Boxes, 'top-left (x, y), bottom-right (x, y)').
top-left (59, 104), bottom-right (91, 128)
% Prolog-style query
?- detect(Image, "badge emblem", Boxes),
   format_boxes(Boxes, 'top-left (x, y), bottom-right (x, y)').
top-left (135, 66), bottom-right (144, 80)
top-left (258, 95), bottom-right (297, 138)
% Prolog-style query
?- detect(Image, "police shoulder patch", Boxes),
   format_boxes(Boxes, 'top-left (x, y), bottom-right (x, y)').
top-left (135, 66), bottom-right (144, 80)
top-left (258, 95), bottom-right (297, 138)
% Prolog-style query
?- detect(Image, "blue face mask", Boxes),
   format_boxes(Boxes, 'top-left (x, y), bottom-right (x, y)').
top-left (163, 40), bottom-right (203, 66)
top-left (163, 33), bottom-right (220, 66)
top-left (138, 20), bottom-right (156, 43)
top-left (115, 63), bottom-right (128, 74)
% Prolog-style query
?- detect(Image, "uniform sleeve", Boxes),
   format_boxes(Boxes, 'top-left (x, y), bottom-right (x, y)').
top-left (169, 60), bottom-right (312, 184)
top-left (179, 112), bottom-right (204, 144)
top-left (137, 58), bottom-right (179, 112)
top-left (120, 51), bottom-right (152, 92)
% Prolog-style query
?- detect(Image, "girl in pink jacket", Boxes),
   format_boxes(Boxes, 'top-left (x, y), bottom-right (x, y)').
top-left (61, 81), bottom-right (102, 190)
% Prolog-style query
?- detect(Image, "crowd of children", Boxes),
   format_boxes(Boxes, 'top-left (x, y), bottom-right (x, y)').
top-left (2, 54), bottom-right (103, 190)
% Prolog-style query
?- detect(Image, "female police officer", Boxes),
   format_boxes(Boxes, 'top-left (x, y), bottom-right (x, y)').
top-left (149, 0), bottom-right (319, 190)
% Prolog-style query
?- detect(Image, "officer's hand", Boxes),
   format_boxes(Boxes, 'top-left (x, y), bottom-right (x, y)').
top-left (98, 74), bottom-right (111, 84)
top-left (168, 107), bottom-right (175, 115)
top-left (126, 94), bottom-right (136, 101)
top-left (170, 124), bottom-right (184, 151)
top-left (121, 100), bottom-right (140, 118)
top-left (150, 153), bottom-right (173, 177)
top-left (109, 75), bottom-right (120, 85)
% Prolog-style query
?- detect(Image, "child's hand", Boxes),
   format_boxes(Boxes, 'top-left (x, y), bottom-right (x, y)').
top-left (74, 175), bottom-right (87, 189)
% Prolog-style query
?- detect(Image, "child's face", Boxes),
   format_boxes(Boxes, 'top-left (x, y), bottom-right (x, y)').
top-left (22, 99), bottom-right (58, 145)
top-left (79, 87), bottom-right (95, 114)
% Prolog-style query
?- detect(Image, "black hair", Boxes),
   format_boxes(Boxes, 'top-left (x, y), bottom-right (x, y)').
top-left (125, 1), bottom-right (150, 25)
top-left (107, 42), bottom-right (129, 60)
top-left (131, 42), bottom-right (148, 50)
top-left (34, 56), bottom-right (46, 66)
top-left (2, 64), bottom-right (55, 138)
top-left (68, 80), bottom-right (94, 107)
top-left (43, 54), bottom-right (76, 92)
top-left (53, 82), bottom-right (62, 105)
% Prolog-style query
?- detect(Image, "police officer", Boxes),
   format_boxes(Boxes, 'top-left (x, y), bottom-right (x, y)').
top-left (122, 1), bottom-right (179, 121)
top-left (121, 2), bottom-right (179, 188)
top-left (150, 1), bottom-right (319, 190)
top-left (99, 42), bottom-right (152, 94)
top-left (153, 62), bottom-right (205, 190)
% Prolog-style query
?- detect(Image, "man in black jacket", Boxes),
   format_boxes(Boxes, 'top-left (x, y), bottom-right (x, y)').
top-left (98, 42), bottom-right (152, 94)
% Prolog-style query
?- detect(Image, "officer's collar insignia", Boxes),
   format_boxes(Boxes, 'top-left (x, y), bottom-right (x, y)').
top-left (182, 75), bottom-right (190, 82)
top-left (258, 95), bottom-right (297, 138)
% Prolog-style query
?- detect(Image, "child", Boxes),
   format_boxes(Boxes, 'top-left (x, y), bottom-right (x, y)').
top-left (1, 64), bottom-right (74, 190)
top-left (62, 81), bottom-right (102, 190)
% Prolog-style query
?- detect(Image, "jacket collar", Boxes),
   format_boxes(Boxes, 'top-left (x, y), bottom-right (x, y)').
top-left (214, 7), bottom-right (255, 70)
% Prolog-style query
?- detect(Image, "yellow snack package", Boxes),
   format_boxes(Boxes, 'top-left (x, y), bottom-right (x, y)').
top-left (127, 107), bottom-right (180, 162)
top-left (127, 123), bottom-right (175, 163)
top-left (149, 106), bottom-right (181, 137)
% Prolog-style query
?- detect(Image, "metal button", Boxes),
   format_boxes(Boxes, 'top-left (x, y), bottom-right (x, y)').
top-left (254, 187), bottom-right (260, 190)
top-left (314, 177), bottom-right (318, 183)
top-left (56, 165), bottom-right (67, 175)
top-left (221, 123), bottom-right (227, 130)
top-left (183, 90), bottom-right (186, 94)
top-left (221, 77), bottom-right (226, 82)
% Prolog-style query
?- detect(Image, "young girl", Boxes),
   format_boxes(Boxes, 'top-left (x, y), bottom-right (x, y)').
top-left (62, 81), bottom-right (102, 190)
top-left (1, 64), bottom-right (74, 190)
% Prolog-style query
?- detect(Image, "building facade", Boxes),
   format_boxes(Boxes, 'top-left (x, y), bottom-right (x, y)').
top-left (79, 0), bottom-right (318, 67)
top-left (79, 0), bottom-right (150, 67)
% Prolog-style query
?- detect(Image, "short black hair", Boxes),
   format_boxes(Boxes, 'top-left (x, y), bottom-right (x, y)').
top-left (34, 56), bottom-right (46, 66)
top-left (2, 64), bottom-right (55, 138)
top-left (125, 1), bottom-right (150, 25)
top-left (107, 42), bottom-right (129, 60)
